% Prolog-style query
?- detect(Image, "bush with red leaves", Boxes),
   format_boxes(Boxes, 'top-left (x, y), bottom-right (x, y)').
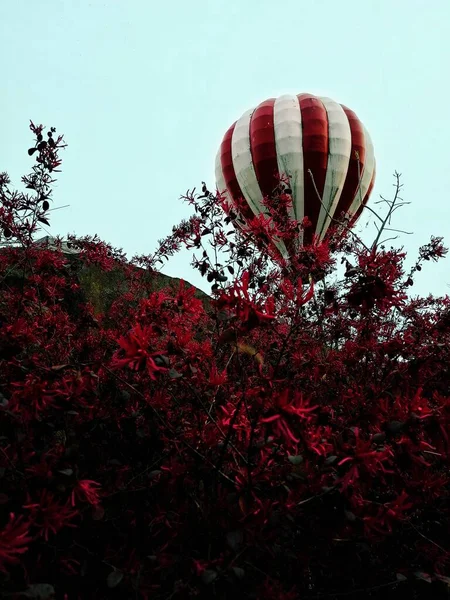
top-left (0, 124), bottom-right (449, 599)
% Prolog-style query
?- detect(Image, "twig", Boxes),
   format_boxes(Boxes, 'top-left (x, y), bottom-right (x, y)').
top-left (362, 203), bottom-right (384, 222)
top-left (296, 486), bottom-right (335, 507)
top-left (0, 446), bottom-right (25, 478)
top-left (185, 381), bottom-right (247, 465)
top-left (306, 577), bottom-right (406, 598)
top-left (407, 519), bottom-right (448, 554)
top-left (371, 172), bottom-right (405, 250)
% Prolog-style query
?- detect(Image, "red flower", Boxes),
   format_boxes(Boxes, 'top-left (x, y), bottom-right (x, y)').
top-left (364, 491), bottom-right (413, 536)
top-left (175, 279), bottom-right (203, 316)
top-left (23, 491), bottom-right (78, 541)
top-left (216, 270), bottom-right (276, 334)
top-left (9, 375), bottom-right (58, 418)
top-left (0, 513), bottom-right (32, 573)
top-left (111, 323), bottom-right (169, 380)
top-left (261, 390), bottom-right (318, 447)
top-left (209, 365), bottom-right (227, 386)
top-left (337, 427), bottom-right (393, 491)
top-left (71, 479), bottom-right (102, 506)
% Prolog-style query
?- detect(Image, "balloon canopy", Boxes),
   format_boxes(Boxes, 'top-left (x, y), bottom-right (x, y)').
top-left (215, 93), bottom-right (376, 258)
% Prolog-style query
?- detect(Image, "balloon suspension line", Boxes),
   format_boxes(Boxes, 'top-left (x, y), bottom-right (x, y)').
top-left (307, 169), bottom-right (369, 254)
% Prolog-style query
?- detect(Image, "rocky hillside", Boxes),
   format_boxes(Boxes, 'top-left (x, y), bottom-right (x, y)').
top-left (0, 236), bottom-right (210, 317)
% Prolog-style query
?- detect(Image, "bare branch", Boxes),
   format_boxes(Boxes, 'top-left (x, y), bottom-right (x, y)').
top-left (383, 227), bottom-right (413, 235)
top-left (371, 172), bottom-right (405, 251)
top-left (362, 203), bottom-right (384, 222)
top-left (379, 235), bottom-right (399, 245)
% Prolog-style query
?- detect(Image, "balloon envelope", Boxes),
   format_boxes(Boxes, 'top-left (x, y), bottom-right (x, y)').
top-left (215, 93), bottom-right (376, 257)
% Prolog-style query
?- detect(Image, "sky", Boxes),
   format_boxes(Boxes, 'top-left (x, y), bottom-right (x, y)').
top-left (1, 0), bottom-right (449, 298)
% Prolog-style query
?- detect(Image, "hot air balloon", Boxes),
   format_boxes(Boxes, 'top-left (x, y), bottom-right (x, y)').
top-left (215, 93), bottom-right (376, 259)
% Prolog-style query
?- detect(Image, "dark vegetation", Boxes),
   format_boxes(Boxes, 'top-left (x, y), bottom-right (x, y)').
top-left (0, 122), bottom-right (448, 599)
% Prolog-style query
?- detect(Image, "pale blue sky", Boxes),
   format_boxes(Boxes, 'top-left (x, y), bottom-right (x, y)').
top-left (1, 0), bottom-right (449, 297)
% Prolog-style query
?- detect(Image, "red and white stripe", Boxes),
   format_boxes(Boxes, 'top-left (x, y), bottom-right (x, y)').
top-left (215, 93), bottom-right (376, 255)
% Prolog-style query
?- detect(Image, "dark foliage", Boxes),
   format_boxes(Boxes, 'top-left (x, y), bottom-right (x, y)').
top-left (0, 124), bottom-right (449, 599)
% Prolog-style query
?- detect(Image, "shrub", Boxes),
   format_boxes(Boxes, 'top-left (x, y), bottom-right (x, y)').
top-left (0, 123), bottom-right (449, 599)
